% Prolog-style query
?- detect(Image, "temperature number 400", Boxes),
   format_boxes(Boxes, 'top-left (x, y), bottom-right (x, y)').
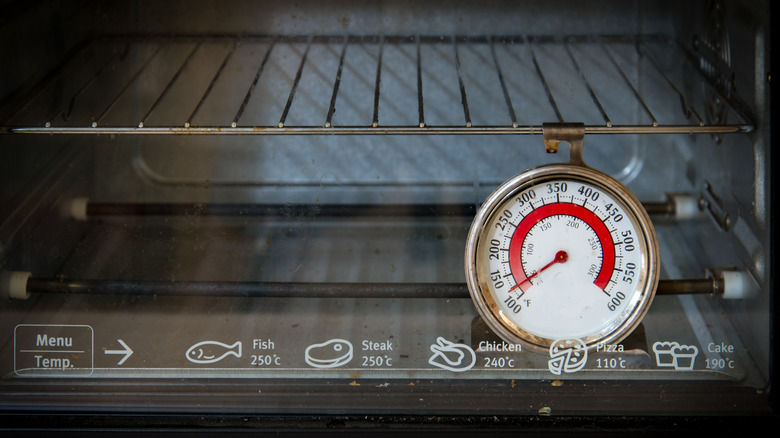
top-left (578, 186), bottom-right (600, 201)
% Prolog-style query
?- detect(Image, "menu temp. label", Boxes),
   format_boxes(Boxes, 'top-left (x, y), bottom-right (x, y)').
top-left (14, 324), bottom-right (94, 376)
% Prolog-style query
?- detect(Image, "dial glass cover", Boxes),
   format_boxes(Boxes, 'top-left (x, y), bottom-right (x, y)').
top-left (465, 165), bottom-right (659, 351)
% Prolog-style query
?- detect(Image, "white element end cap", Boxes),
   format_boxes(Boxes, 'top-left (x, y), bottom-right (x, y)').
top-left (2, 271), bottom-right (31, 300)
top-left (69, 197), bottom-right (90, 221)
top-left (721, 270), bottom-right (757, 299)
top-left (670, 194), bottom-right (701, 220)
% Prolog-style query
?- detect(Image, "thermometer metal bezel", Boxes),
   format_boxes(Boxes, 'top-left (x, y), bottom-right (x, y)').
top-left (465, 164), bottom-right (660, 353)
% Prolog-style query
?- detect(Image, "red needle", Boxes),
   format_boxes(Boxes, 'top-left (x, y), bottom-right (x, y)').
top-left (508, 250), bottom-right (568, 293)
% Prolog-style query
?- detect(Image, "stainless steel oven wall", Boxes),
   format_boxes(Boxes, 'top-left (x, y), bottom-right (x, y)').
top-left (665, 0), bottom-right (772, 379)
top-left (0, 0), bottom-right (96, 287)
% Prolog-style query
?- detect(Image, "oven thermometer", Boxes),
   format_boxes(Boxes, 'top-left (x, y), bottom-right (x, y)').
top-left (465, 163), bottom-right (659, 352)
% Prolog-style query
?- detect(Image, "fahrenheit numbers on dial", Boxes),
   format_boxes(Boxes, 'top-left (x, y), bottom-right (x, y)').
top-left (474, 176), bottom-right (649, 343)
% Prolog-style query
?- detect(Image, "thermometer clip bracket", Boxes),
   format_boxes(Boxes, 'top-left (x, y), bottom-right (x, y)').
top-left (542, 122), bottom-right (586, 167)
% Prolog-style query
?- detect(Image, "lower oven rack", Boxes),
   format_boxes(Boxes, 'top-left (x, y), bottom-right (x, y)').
top-left (2, 34), bottom-right (754, 135)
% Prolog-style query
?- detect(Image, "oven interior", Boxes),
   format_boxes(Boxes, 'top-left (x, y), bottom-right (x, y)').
top-left (0, 0), bottom-right (772, 419)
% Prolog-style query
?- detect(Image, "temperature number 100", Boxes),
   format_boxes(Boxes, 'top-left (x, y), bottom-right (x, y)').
top-left (503, 295), bottom-right (522, 313)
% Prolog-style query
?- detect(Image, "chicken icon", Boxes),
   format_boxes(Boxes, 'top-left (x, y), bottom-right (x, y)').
top-left (428, 337), bottom-right (476, 372)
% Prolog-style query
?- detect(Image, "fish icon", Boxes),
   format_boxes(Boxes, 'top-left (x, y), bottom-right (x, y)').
top-left (186, 340), bottom-right (242, 364)
top-left (305, 339), bottom-right (353, 368)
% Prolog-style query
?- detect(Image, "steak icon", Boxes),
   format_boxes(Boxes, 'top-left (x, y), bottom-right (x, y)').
top-left (305, 339), bottom-right (353, 368)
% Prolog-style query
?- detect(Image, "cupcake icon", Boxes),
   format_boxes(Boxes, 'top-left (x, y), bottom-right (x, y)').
top-left (652, 341), bottom-right (698, 370)
top-left (671, 345), bottom-right (699, 370)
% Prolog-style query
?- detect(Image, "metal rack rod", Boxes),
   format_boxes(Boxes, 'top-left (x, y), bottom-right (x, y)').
top-left (139, 43), bottom-right (202, 128)
top-left (278, 37), bottom-right (312, 128)
top-left (1, 39), bottom-right (94, 125)
top-left (655, 278), bottom-right (723, 296)
top-left (416, 35), bottom-right (425, 128)
top-left (601, 41), bottom-right (658, 127)
top-left (325, 36), bottom-right (349, 128)
top-left (52, 45), bottom-right (130, 124)
top-left (525, 36), bottom-right (563, 122)
top-left (21, 277), bottom-right (722, 299)
top-left (185, 42), bottom-right (237, 128)
top-left (676, 40), bottom-right (756, 127)
top-left (77, 199), bottom-right (675, 219)
top-left (23, 278), bottom-right (468, 299)
top-left (92, 44), bottom-right (164, 128)
top-left (639, 41), bottom-right (704, 126)
top-left (453, 37), bottom-right (472, 127)
top-left (489, 37), bottom-right (518, 128)
top-left (234, 39), bottom-right (277, 128)
top-left (371, 36), bottom-right (384, 128)
top-left (565, 41), bottom-right (612, 127)
top-left (88, 34), bottom-right (661, 45)
top-left (81, 202), bottom-right (478, 218)
top-left (12, 125), bottom-right (749, 135)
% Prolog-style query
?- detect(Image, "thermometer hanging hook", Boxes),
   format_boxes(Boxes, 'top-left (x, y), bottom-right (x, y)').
top-left (542, 122), bottom-right (586, 167)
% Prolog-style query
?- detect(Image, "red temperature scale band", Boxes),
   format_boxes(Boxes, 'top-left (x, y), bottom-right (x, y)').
top-left (507, 202), bottom-right (616, 294)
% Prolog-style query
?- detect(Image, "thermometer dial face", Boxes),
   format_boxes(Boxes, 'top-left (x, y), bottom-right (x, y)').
top-left (465, 165), bottom-right (659, 352)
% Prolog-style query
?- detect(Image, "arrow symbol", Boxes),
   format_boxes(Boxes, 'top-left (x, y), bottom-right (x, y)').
top-left (104, 339), bottom-right (133, 365)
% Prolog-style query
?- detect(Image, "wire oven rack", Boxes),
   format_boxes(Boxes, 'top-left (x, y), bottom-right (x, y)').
top-left (2, 34), bottom-right (754, 135)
